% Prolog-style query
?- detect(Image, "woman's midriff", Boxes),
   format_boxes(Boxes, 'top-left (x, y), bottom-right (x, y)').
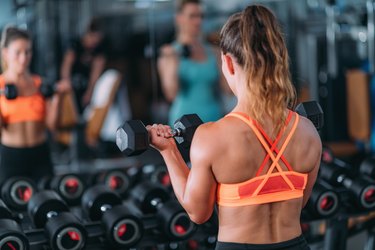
top-left (217, 198), bottom-right (303, 244)
top-left (1, 122), bottom-right (47, 147)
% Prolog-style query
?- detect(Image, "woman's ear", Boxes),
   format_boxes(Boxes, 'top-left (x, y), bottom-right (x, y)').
top-left (222, 53), bottom-right (235, 75)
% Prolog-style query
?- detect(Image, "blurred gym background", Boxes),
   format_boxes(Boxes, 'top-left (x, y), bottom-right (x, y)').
top-left (1, 0), bottom-right (375, 249)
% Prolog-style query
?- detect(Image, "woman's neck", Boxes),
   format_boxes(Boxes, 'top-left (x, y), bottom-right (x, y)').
top-left (3, 70), bottom-right (30, 82)
top-left (177, 33), bottom-right (200, 46)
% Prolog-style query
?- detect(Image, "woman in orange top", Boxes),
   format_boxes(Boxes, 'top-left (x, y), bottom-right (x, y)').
top-left (147, 5), bottom-right (321, 250)
top-left (0, 26), bottom-right (69, 183)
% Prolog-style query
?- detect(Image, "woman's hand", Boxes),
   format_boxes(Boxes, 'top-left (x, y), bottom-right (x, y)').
top-left (81, 88), bottom-right (93, 107)
top-left (55, 79), bottom-right (72, 95)
top-left (146, 124), bottom-right (177, 152)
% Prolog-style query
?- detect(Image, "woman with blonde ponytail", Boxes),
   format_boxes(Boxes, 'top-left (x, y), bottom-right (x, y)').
top-left (146, 5), bottom-right (321, 250)
top-left (0, 26), bottom-right (70, 183)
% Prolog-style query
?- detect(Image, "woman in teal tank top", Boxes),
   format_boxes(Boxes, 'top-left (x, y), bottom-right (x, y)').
top-left (168, 42), bottom-right (222, 125)
top-left (158, 0), bottom-right (228, 126)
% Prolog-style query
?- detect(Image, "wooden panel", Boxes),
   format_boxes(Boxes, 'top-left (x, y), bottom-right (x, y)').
top-left (346, 69), bottom-right (371, 141)
top-left (85, 73), bottom-right (122, 144)
top-left (58, 92), bottom-right (78, 129)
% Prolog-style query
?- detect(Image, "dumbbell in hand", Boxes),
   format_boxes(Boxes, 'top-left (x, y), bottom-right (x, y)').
top-left (295, 101), bottom-right (324, 130)
top-left (0, 84), bottom-right (17, 99)
top-left (0, 199), bottom-right (29, 250)
top-left (1, 79), bottom-right (70, 100)
top-left (116, 114), bottom-right (203, 156)
top-left (27, 190), bottom-right (86, 250)
top-left (130, 181), bottom-right (196, 240)
top-left (81, 185), bottom-right (143, 248)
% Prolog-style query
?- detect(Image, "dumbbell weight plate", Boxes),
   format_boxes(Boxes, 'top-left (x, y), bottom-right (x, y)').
top-left (98, 170), bottom-right (130, 196)
top-left (116, 120), bottom-right (149, 156)
top-left (0, 200), bottom-right (13, 220)
top-left (295, 101), bottom-right (324, 130)
top-left (173, 114), bottom-right (203, 149)
top-left (1, 177), bottom-right (36, 211)
top-left (306, 181), bottom-right (339, 217)
top-left (45, 212), bottom-right (86, 250)
top-left (102, 205), bottom-right (143, 248)
top-left (51, 175), bottom-right (85, 205)
top-left (151, 166), bottom-right (171, 187)
top-left (0, 219), bottom-right (29, 250)
top-left (4, 84), bottom-right (18, 100)
top-left (81, 185), bottom-right (122, 221)
top-left (360, 157), bottom-right (375, 179)
top-left (27, 191), bottom-right (69, 228)
top-left (157, 200), bottom-right (196, 240)
top-left (130, 182), bottom-right (170, 214)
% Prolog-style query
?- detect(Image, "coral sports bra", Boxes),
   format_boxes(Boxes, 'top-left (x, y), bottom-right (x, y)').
top-left (217, 111), bottom-right (307, 207)
top-left (0, 75), bottom-right (46, 124)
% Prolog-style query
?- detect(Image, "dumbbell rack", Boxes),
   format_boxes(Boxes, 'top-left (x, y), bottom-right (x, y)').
top-left (16, 209), bottom-right (217, 249)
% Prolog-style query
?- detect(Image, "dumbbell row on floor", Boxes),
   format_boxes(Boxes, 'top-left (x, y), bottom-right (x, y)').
top-left (320, 147), bottom-right (375, 211)
top-left (303, 178), bottom-right (340, 220)
top-left (0, 177), bottom-right (362, 249)
top-left (0, 199), bottom-right (29, 250)
top-left (0, 181), bottom-right (203, 249)
top-left (81, 181), bottom-right (196, 247)
top-left (0, 168), bottom-right (139, 213)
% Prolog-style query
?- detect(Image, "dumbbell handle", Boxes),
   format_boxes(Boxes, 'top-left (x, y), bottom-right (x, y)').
top-left (47, 211), bottom-right (58, 219)
top-left (100, 204), bottom-right (113, 213)
top-left (150, 198), bottom-right (163, 209)
top-left (170, 128), bottom-right (183, 137)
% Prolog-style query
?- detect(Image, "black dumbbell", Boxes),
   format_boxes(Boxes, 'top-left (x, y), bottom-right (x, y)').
top-left (1, 177), bottom-right (37, 211)
top-left (295, 101), bottom-right (324, 130)
top-left (0, 199), bottom-right (29, 250)
top-left (91, 169), bottom-right (132, 197)
top-left (116, 114), bottom-right (203, 156)
top-left (38, 174), bottom-right (86, 205)
top-left (360, 157), bottom-right (375, 179)
top-left (305, 179), bottom-right (340, 218)
top-left (180, 44), bottom-right (191, 58)
top-left (39, 82), bottom-right (60, 98)
top-left (320, 149), bottom-right (375, 210)
top-left (27, 190), bottom-right (86, 250)
top-left (130, 181), bottom-right (196, 240)
top-left (81, 185), bottom-right (143, 248)
top-left (0, 84), bottom-right (17, 99)
top-left (142, 165), bottom-right (171, 188)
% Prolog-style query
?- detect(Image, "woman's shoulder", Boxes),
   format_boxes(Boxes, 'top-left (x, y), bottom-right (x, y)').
top-left (190, 120), bottom-right (225, 162)
top-left (294, 114), bottom-right (322, 169)
top-left (192, 118), bottom-right (233, 146)
top-left (31, 74), bottom-right (42, 87)
top-left (159, 43), bottom-right (178, 57)
top-left (0, 74), bottom-right (4, 87)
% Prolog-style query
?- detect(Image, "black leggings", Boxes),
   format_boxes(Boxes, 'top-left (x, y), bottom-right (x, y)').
top-left (215, 235), bottom-right (310, 250)
top-left (0, 142), bottom-right (54, 184)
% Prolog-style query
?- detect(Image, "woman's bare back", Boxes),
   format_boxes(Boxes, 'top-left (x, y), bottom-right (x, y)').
top-left (209, 112), bottom-right (321, 243)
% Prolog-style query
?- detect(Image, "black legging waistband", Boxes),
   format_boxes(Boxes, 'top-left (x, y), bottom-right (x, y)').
top-left (215, 235), bottom-right (310, 250)
top-left (0, 142), bottom-right (53, 183)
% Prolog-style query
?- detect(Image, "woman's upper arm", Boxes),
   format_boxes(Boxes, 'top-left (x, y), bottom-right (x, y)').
top-left (302, 132), bottom-right (322, 207)
top-left (60, 49), bottom-right (75, 79)
top-left (184, 124), bottom-right (217, 224)
top-left (157, 45), bottom-right (179, 102)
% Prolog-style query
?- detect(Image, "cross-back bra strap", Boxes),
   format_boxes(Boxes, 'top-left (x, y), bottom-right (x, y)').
top-left (225, 113), bottom-right (300, 196)
top-left (255, 111), bottom-right (294, 175)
